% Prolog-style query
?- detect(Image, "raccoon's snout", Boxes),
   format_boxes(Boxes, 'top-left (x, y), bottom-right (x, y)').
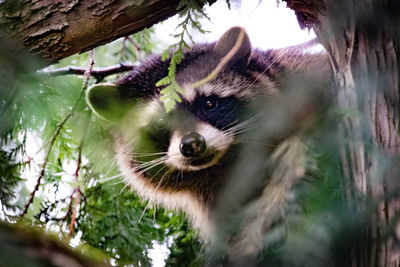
top-left (180, 132), bottom-right (206, 158)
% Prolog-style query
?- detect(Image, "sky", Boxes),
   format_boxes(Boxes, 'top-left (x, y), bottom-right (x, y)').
top-left (149, 1), bottom-right (316, 266)
top-left (154, 0), bottom-right (316, 50)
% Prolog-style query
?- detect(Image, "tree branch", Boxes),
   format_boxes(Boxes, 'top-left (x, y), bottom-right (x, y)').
top-left (39, 63), bottom-right (135, 82)
top-left (0, 0), bottom-right (215, 63)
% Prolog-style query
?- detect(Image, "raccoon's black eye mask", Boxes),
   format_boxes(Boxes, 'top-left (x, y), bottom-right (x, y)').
top-left (182, 94), bottom-right (241, 130)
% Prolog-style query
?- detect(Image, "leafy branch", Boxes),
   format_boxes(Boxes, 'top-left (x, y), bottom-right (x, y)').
top-left (20, 51), bottom-right (95, 219)
top-left (157, 0), bottom-right (210, 112)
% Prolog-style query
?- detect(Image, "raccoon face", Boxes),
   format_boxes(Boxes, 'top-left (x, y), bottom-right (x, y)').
top-left (86, 27), bottom-right (262, 206)
top-left (118, 92), bottom-right (241, 174)
top-left (165, 94), bottom-right (240, 171)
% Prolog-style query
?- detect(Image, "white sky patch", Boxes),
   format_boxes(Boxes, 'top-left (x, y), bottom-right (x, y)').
top-left (154, 0), bottom-right (316, 51)
top-left (22, 131), bottom-right (76, 200)
top-left (148, 237), bottom-right (174, 267)
top-left (21, 131), bottom-right (44, 190)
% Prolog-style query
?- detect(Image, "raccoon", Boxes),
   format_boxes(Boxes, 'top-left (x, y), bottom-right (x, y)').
top-left (87, 27), bottom-right (330, 263)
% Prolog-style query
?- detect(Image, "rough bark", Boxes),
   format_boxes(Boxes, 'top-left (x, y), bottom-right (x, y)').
top-left (0, 0), bottom-right (213, 63)
top-left (285, 0), bottom-right (400, 266)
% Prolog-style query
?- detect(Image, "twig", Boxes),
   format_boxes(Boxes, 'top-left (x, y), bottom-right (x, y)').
top-left (125, 36), bottom-right (142, 61)
top-left (68, 140), bottom-right (83, 238)
top-left (20, 50), bottom-right (95, 219)
top-left (20, 112), bottom-right (73, 218)
top-left (68, 53), bottom-right (93, 235)
top-left (62, 194), bottom-right (74, 222)
top-left (39, 62), bottom-right (135, 83)
top-left (57, 188), bottom-right (85, 223)
top-left (126, 36), bottom-right (141, 53)
top-left (84, 50), bottom-right (95, 79)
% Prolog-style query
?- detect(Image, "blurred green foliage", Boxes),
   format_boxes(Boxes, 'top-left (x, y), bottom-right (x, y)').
top-left (0, 27), bottom-right (202, 266)
top-left (78, 182), bottom-right (198, 265)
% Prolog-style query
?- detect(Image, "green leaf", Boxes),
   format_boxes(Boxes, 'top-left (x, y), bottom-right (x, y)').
top-left (155, 76), bottom-right (171, 87)
top-left (156, 0), bottom-right (210, 112)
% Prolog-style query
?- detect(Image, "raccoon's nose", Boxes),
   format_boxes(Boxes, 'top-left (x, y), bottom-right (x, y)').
top-left (180, 132), bottom-right (206, 158)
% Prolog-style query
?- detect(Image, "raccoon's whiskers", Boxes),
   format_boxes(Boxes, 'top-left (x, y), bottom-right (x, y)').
top-left (100, 158), bottom-right (119, 179)
top-left (132, 156), bottom-right (168, 170)
top-left (132, 156), bottom-right (169, 178)
top-left (147, 165), bottom-right (168, 184)
top-left (154, 167), bottom-right (173, 191)
top-left (135, 161), bottom-right (167, 177)
top-left (119, 183), bottom-right (130, 195)
top-left (231, 115), bottom-right (258, 130)
top-left (137, 200), bottom-right (153, 224)
top-left (224, 116), bottom-right (258, 136)
top-left (98, 173), bottom-right (123, 183)
top-left (131, 151), bottom-right (168, 157)
top-left (137, 167), bottom-right (171, 224)
top-left (229, 124), bottom-right (253, 134)
top-left (104, 157), bottom-right (118, 170)
top-left (221, 119), bottom-right (240, 129)
top-left (119, 158), bottom-right (168, 195)
top-left (110, 179), bottom-right (125, 186)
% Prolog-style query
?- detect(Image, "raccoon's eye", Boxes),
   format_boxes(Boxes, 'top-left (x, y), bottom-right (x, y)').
top-left (204, 96), bottom-right (218, 111)
top-left (194, 94), bottom-right (240, 130)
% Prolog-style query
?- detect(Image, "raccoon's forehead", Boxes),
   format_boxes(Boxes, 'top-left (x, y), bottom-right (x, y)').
top-left (174, 53), bottom-right (268, 101)
top-left (179, 71), bottom-right (263, 103)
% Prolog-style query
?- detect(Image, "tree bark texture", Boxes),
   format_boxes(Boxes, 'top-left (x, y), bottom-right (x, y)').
top-left (0, 0), bottom-right (207, 63)
top-left (285, 0), bottom-right (400, 266)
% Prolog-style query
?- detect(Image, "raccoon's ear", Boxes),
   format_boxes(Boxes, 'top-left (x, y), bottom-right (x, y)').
top-left (214, 26), bottom-right (252, 69)
top-left (86, 83), bottom-right (134, 122)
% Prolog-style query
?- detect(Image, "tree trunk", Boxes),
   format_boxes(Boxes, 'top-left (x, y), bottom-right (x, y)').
top-left (0, 0), bottom-right (213, 63)
top-left (285, 0), bottom-right (400, 266)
